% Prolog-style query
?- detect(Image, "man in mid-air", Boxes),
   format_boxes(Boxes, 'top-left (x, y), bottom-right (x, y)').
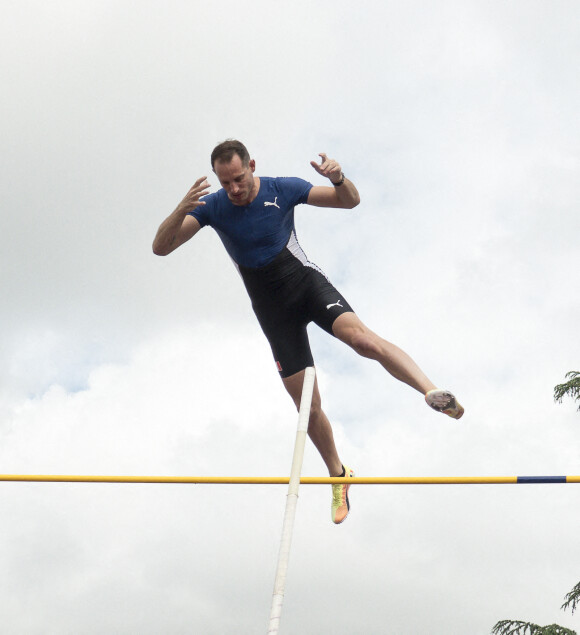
top-left (153, 139), bottom-right (463, 524)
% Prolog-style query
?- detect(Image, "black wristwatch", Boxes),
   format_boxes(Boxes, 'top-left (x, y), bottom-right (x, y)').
top-left (332, 172), bottom-right (345, 186)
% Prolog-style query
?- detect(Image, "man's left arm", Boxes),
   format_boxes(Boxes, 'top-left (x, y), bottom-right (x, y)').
top-left (306, 153), bottom-right (360, 209)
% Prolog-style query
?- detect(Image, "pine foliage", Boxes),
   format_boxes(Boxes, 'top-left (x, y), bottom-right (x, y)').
top-left (553, 371), bottom-right (580, 411)
top-left (562, 581), bottom-right (580, 615)
top-left (492, 622), bottom-right (576, 635)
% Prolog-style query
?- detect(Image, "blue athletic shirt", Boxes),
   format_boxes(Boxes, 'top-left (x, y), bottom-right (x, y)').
top-left (187, 176), bottom-right (313, 268)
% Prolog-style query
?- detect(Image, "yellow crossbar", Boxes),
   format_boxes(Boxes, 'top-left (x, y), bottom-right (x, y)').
top-left (1, 475), bottom-right (579, 484)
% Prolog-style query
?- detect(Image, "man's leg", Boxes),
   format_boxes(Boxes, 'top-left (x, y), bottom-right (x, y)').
top-left (282, 369), bottom-right (354, 524)
top-left (331, 311), bottom-right (464, 418)
top-left (332, 312), bottom-right (436, 393)
top-left (282, 369), bottom-right (343, 477)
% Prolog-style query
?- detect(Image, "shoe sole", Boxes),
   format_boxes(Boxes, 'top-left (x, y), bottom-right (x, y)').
top-left (426, 390), bottom-right (464, 420)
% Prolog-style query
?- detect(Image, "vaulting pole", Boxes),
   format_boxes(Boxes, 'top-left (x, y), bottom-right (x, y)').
top-left (267, 366), bottom-right (316, 635)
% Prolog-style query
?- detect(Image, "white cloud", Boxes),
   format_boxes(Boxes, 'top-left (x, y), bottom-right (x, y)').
top-left (1, 1), bottom-right (580, 633)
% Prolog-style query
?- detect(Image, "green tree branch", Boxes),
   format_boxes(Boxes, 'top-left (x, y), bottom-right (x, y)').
top-left (553, 371), bottom-right (580, 411)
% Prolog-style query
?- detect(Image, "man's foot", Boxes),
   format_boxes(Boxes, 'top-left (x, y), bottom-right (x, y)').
top-left (425, 389), bottom-right (464, 419)
top-left (331, 465), bottom-right (354, 524)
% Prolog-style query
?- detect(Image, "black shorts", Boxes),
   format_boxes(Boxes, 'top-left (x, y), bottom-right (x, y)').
top-left (238, 247), bottom-right (354, 378)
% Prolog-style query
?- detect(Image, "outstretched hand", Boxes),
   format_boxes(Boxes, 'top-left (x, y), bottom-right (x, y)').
top-left (310, 153), bottom-right (343, 184)
top-left (176, 176), bottom-right (211, 214)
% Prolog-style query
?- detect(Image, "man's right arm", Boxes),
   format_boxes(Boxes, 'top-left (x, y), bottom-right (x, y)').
top-left (152, 177), bottom-right (210, 256)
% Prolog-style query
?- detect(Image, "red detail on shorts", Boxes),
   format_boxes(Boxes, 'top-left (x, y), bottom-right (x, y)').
top-left (276, 361), bottom-right (283, 372)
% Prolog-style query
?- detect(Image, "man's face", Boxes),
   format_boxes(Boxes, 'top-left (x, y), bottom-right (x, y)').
top-left (213, 154), bottom-right (257, 206)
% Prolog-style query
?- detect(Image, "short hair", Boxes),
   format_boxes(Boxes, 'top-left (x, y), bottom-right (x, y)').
top-left (210, 139), bottom-right (250, 169)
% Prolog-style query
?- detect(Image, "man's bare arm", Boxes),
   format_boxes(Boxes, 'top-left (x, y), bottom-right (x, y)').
top-left (152, 177), bottom-right (210, 256)
top-left (306, 153), bottom-right (360, 209)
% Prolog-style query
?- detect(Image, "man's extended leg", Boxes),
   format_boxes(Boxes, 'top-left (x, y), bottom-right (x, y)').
top-left (331, 312), bottom-right (464, 418)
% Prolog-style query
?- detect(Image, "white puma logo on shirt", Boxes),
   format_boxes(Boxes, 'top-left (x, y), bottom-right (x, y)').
top-left (326, 299), bottom-right (343, 310)
top-left (264, 197), bottom-right (280, 209)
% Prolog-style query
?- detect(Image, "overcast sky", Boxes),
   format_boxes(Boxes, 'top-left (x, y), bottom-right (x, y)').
top-left (1, 1), bottom-right (580, 634)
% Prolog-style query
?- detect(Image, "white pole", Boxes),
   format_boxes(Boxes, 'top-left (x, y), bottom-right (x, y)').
top-left (267, 366), bottom-right (316, 634)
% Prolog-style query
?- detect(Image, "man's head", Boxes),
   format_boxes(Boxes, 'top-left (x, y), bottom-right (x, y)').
top-left (211, 139), bottom-right (258, 206)
top-left (210, 139), bottom-right (250, 170)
